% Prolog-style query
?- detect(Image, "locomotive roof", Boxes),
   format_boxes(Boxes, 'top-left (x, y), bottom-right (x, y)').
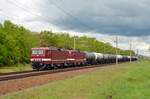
top-left (31, 47), bottom-right (49, 50)
top-left (31, 47), bottom-right (63, 50)
top-left (31, 47), bottom-right (80, 52)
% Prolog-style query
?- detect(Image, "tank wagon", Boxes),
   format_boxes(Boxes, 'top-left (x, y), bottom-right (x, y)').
top-left (30, 47), bottom-right (138, 70)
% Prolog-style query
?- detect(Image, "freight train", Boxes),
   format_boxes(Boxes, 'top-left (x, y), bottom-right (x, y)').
top-left (30, 47), bottom-right (138, 70)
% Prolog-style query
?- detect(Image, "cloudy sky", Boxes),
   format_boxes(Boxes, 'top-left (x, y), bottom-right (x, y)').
top-left (0, 0), bottom-right (150, 56)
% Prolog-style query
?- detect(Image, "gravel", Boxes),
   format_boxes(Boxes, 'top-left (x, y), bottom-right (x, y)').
top-left (0, 66), bottom-right (103, 96)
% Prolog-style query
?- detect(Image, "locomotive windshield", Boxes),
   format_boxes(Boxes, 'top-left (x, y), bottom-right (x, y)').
top-left (32, 49), bottom-right (44, 55)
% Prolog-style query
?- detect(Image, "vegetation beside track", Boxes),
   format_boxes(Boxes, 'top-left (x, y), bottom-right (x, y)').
top-left (1, 60), bottom-right (150, 99)
top-left (0, 64), bottom-right (32, 74)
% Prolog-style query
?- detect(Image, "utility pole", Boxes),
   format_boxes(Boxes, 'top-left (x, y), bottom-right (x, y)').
top-left (116, 36), bottom-right (118, 65)
top-left (130, 41), bottom-right (132, 63)
top-left (136, 49), bottom-right (139, 56)
top-left (103, 43), bottom-right (105, 53)
top-left (74, 35), bottom-right (76, 50)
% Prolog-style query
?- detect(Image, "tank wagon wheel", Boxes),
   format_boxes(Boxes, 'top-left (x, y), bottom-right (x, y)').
top-left (51, 64), bottom-right (58, 69)
top-left (70, 63), bottom-right (74, 67)
top-left (60, 63), bottom-right (65, 68)
top-left (47, 65), bottom-right (52, 70)
top-left (64, 63), bottom-right (67, 67)
top-left (56, 64), bottom-right (61, 69)
top-left (38, 65), bottom-right (49, 71)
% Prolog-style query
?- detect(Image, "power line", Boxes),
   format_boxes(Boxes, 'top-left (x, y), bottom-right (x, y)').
top-left (4, 0), bottom-right (62, 32)
top-left (6, 0), bottom-right (37, 15)
top-left (6, 0), bottom-right (52, 22)
top-left (47, 0), bottom-right (94, 30)
top-left (6, 0), bottom-right (94, 32)
top-left (47, 0), bottom-right (95, 50)
top-left (11, 0), bottom-right (42, 11)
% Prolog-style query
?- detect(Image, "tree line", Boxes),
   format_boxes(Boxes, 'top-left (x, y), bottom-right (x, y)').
top-left (0, 20), bottom-right (135, 66)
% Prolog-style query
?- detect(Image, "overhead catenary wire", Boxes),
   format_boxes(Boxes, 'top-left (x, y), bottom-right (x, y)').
top-left (5, 0), bottom-right (54, 23)
top-left (6, 0), bottom-right (39, 16)
top-left (47, 0), bottom-right (94, 31)
top-left (5, 0), bottom-right (96, 35)
top-left (46, 0), bottom-right (95, 50)
top-left (6, 0), bottom-right (94, 31)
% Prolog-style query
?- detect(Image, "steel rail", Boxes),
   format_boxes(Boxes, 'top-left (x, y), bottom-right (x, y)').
top-left (0, 62), bottom-right (129, 82)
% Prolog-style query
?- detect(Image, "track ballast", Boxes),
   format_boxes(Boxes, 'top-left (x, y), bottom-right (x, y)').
top-left (0, 63), bottom-right (119, 82)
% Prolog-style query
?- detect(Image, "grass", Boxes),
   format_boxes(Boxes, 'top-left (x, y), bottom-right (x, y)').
top-left (0, 64), bottom-right (32, 74)
top-left (1, 60), bottom-right (150, 99)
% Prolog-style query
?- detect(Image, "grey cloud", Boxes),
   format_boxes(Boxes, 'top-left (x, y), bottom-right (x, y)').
top-left (1, 0), bottom-right (150, 37)
top-left (37, 0), bottom-right (150, 36)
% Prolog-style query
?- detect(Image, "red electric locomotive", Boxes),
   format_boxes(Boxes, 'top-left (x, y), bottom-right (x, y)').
top-left (30, 47), bottom-right (86, 70)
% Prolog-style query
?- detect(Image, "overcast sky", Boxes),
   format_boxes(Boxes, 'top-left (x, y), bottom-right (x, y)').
top-left (0, 0), bottom-right (150, 56)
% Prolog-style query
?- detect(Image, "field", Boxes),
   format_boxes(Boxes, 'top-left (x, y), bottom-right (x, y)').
top-left (1, 60), bottom-right (150, 99)
top-left (0, 64), bottom-right (32, 74)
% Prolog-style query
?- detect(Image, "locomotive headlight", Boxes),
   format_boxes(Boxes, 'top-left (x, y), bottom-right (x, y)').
top-left (42, 58), bottom-right (51, 61)
top-left (30, 59), bottom-right (34, 61)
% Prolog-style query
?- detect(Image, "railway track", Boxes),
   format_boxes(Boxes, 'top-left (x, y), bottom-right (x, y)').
top-left (0, 63), bottom-right (125, 82)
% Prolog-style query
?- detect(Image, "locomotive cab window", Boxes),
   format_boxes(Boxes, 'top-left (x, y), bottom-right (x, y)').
top-left (32, 49), bottom-right (44, 55)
